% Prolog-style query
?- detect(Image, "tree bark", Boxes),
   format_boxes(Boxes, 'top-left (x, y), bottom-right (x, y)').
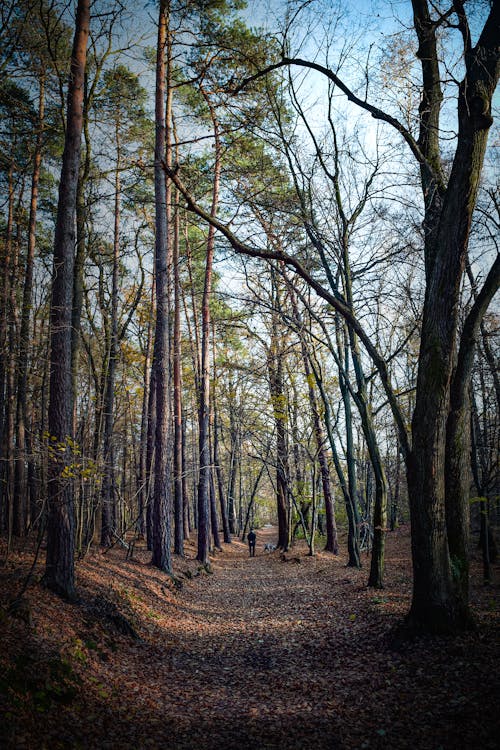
top-left (267, 310), bottom-right (290, 551)
top-left (44, 0), bottom-right (90, 600)
top-left (100, 125), bottom-right (121, 547)
top-left (173, 190), bottom-right (184, 555)
top-left (287, 283), bottom-right (338, 553)
top-left (196, 93), bottom-right (221, 565)
top-left (14, 74), bottom-right (45, 536)
top-left (212, 344), bottom-right (231, 543)
top-left (406, 1), bottom-right (499, 632)
top-left (151, 0), bottom-right (172, 573)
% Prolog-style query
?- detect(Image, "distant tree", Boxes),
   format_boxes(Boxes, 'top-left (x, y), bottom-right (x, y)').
top-left (167, 0), bottom-right (499, 629)
top-left (95, 64), bottom-right (148, 546)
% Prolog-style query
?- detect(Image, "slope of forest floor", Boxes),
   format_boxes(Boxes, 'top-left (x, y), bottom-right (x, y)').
top-left (0, 524), bottom-right (498, 750)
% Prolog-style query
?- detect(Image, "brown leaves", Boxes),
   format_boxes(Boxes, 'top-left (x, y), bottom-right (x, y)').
top-left (0, 526), bottom-right (498, 749)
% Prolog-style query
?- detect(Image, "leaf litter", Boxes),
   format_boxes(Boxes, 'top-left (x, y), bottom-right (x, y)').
top-left (0, 524), bottom-right (498, 749)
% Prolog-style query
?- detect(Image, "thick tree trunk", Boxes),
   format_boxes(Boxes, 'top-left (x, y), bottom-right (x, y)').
top-left (406, 1), bottom-right (499, 632)
top-left (151, 0), bottom-right (172, 573)
top-left (44, 0), bottom-right (90, 600)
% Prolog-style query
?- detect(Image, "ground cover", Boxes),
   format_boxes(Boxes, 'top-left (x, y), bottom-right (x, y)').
top-left (0, 525), bottom-right (498, 749)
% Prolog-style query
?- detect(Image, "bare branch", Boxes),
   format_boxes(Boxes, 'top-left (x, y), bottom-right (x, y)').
top-left (233, 56), bottom-right (437, 185)
top-left (166, 164), bottom-right (411, 459)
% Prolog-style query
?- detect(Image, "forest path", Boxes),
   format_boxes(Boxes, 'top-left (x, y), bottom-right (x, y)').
top-left (2, 525), bottom-right (498, 750)
top-left (156, 524), bottom-right (353, 748)
top-left (130, 525), bottom-right (496, 750)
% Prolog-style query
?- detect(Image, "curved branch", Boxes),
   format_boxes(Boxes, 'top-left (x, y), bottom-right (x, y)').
top-left (234, 56), bottom-right (438, 185)
top-left (167, 164), bottom-right (411, 460)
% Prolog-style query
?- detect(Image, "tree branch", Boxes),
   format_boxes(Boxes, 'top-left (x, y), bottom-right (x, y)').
top-left (452, 254), bottom-right (500, 408)
top-left (166, 164), bottom-right (411, 460)
top-left (233, 56), bottom-right (437, 184)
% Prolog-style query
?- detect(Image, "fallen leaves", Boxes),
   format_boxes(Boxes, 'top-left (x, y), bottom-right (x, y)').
top-left (0, 525), bottom-right (498, 749)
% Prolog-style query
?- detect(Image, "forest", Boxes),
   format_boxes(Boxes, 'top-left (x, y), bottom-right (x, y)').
top-left (0, 0), bottom-right (499, 747)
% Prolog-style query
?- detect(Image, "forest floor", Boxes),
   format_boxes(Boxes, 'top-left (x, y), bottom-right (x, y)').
top-left (0, 524), bottom-right (499, 750)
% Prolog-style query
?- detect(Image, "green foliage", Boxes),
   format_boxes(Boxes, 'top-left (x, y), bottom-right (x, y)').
top-left (0, 653), bottom-right (81, 713)
top-left (0, 79), bottom-right (37, 172)
top-left (450, 554), bottom-right (467, 582)
top-left (42, 432), bottom-right (99, 481)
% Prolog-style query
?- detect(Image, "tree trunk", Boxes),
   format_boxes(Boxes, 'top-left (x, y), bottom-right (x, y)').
top-left (173, 190), bottom-right (184, 555)
top-left (444, 257), bottom-right (500, 608)
top-left (100, 128), bottom-right (121, 547)
top-left (181, 410), bottom-right (191, 538)
top-left (14, 74), bottom-right (45, 536)
top-left (137, 291), bottom-right (153, 537)
top-left (337, 321), bottom-right (361, 567)
top-left (226, 369), bottom-right (238, 535)
top-left (287, 285), bottom-right (338, 553)
top-left (196, 93), bottom-right (221, 565)
top-left (406, 1), bottom-right (499, 632)
top-left (209, 459), bottom-right (220, 550)
top-left (1, 164), bottom-right (17, 539)
top-left (44, 0), bottom-right (90, 600)
top-left (268, 314), bottom-right (290, 551)
top-left (151, 0), bottom-right (172, 573)
top-left (212, 331), bottom-right (230, 544)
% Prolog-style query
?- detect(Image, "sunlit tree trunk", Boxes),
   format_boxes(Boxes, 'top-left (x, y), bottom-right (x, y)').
top-left (196, 92), bottom-right (221, 565)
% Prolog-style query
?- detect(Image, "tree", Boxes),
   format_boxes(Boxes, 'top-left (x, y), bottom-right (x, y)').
top-left (167, 0), bottom-right (499, 630)
top-left (151, 0), bottom-right (172, 574)
top-left (95, 64), bottom-right (147, 546)
top-left (195, 90), bottom-right (222, 565)
top-left (44, 0), bottom-right (90, 599)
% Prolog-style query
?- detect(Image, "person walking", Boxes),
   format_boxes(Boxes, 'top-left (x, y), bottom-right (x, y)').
top-left (247, 528), bottom-right (256, 557)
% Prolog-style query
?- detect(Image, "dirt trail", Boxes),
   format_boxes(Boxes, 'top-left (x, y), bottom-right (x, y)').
top-left (1, 525), bottom-right (498, 750)
top-left (146, 525), bottom-right (351, 749)
top-left (102, 526), bottom-right (496, 750)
